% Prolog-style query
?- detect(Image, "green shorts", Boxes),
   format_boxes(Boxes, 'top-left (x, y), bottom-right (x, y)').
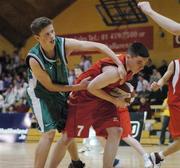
top-left (27, 87), bottom-right (68, 132)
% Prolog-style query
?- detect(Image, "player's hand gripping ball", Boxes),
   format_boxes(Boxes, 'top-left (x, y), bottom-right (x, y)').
top-left (110, 82), bottom-right (135, 103)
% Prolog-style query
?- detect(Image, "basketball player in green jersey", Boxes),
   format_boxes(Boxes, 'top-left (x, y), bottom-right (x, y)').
top-left (26, 17), bottom-right (126, 168)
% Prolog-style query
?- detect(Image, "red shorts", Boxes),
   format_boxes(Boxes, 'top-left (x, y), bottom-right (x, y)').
top-left (169, 106), bottom-right (180, 139)
top-left (65, 91), bottom-right (120, 138)
top-left (117, 108), bottom-right (132, 138)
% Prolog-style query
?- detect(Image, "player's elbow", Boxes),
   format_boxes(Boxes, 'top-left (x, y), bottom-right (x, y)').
top-left (171, 26), bottom-right (180, 35)
top-left (96, 43), bottom-right (108, 51)
top-left (43, 82), bottom-right (56, 92)
top-left (44, 85), bottom-right (55, 92)
top-left (87, 83), bottom-right (94, 93)
top-left (87, 83), bottom-right (97, 94)
top-left (171, 29), bottom-right (180, 35)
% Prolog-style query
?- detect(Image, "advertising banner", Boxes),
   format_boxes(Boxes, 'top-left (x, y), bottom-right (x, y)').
top-left (0, 113), bottom-right (32, 143)
top-left (63, 26), bottom-right (153, 55)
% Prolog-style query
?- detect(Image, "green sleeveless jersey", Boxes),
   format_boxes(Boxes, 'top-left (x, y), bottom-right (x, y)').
top-left (26, 36), bottom-right (69, 101)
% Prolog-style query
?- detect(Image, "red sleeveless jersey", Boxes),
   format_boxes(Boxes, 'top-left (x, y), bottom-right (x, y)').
top-left (75, 53), bottom-right (133, 89)
top-left (168, 59), bottom-right (180, 109)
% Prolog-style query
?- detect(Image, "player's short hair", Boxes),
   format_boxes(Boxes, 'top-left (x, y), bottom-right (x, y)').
top-left (127, 42), bottom-right (149, 58)
top-left (30, 17), bottom-right (52, 35)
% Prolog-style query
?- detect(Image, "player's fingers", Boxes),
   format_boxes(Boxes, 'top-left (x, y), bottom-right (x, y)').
top-left (119, 102), bottom-right (129, 108)
top-left (121, 93), bottom-right (131, 99)
top-left (151, 82), bottom-right (158, 89)
top-left (83, 76), bottom-right (91, 81)
top-left (119, 80), bottom-right (124, 85)
top-left (125, 102), bottom-right (129, 106)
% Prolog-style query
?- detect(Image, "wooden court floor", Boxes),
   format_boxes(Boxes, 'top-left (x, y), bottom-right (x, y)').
top-left (0, 143), bottom-right (179, 168)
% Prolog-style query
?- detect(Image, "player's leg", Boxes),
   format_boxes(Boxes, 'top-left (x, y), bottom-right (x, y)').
top-left (123, 135), bottom-right (152, 168)
top-left (35, 130), bottom-right (55, 168)
top-left (119, 110), bottom-right (152, 168)
top-left (161, 108), bottom-right (180, 157)
top-left (150, 108), bottom-right (180, 167)
top-left (97, 136), bottom-right (121, 168)
top-left (103, 127), bottom-right (122, 168)
top-left (163, 137), bottom-right (180, 156)
top-left (123, 135), bottom-right (147, 155)
top-left (50, 100), bottom-right (90, 168)
top-left (68, 139), bottom-right (85, 168)
top-left (48, 132), bottom-right (72, 167)
top-left (49, 132), bottom-right (85, 168)
top-left (48, 99), bottom-right (88, 168)
top-left (68, 139), bottom-right (79, 161)
top-left (27, 94), bottom-right (57, 168)
top-left (97, 134), bottom-right (152, 168)
top-left (93, 101), bottom-right (122, 168)
top-left (150, 137), bottom-right (180, 168)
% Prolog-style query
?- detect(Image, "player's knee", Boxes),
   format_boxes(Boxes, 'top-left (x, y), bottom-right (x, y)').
top-left (107, 127), bottom-right (122, 138)
top-left (42, 130), bottom-right (55, 142)
top-left (61, 133), bottom-right (73, 146)
top-left (117, 127), bottom-right (123, 137)
top-left (118, 127), bottom-right (123, 136)
top-left (119, 127), bottom-right (123, 134)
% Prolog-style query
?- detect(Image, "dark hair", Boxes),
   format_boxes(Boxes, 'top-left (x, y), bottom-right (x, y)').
top-left (30, 17), bottom-right (52, 35)
top-left (127, 42), bottom-right (149, 58)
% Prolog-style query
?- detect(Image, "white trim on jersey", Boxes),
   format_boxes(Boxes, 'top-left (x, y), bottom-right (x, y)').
top-left (172, 60), bottom-right (180, 94)
top-left (61, 38), bottom-right (67, 65)
top-left (27, 53), bottom-right (46, 70)
top-left (28, 69), bottom-right (38, 89)
top-left (40, 46), bottom-right (56, 63)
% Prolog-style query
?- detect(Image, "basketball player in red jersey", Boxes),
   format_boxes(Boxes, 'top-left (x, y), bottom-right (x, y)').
top-left (151, 60), bottom-right (180, 167)
top-left (49, 42), bottom-right (150, 168)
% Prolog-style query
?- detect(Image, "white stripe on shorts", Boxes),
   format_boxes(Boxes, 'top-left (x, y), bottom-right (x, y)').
top-left (27, 86), bottom-right (44, 132)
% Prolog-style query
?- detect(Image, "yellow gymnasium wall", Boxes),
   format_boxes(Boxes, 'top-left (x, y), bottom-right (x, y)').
top-left (20, 0), bottom-right (180, 69)
top-left (0, 35), bottom-right (15, 55)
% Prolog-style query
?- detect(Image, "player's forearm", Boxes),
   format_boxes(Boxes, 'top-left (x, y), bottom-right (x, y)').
top-left (97, 44), bottom-right (123, 66)
top-left (88, 87), bottom-right (114, 104)
top-left (149, 10), bottom-right (180, 35)
top-left (157, 78), bottom-right (166, 88)
top-left (44, 83), bottom-right (82, 92)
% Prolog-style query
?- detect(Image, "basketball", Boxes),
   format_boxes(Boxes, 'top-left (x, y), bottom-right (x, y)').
top-left (109, 82), bottom-right (135, 103)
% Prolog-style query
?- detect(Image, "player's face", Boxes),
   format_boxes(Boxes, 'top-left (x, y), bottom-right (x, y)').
top-left (35, 24), bottom-right (56, 49)
top-left (128, 55), bottom-right (148, 74)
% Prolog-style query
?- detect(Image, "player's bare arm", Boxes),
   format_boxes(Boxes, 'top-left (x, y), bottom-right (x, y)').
top-left (29, 57), bottom-right (89, 92)
top-left (65, 38), bottom-right (127, 82)
top-left (87, 66), bottom-right (128, 107)
top-left (138, 1), bottom-right (180, 35)
top-left (151, 61), bottom-right (174, 91)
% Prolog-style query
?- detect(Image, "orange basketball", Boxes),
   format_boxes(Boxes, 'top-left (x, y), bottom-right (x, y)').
top-left (109, 82), bottom-right (135, 103)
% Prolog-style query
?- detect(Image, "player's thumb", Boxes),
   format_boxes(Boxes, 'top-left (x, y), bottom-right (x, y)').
top-left (122, 93), bottom-right (131, 99)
